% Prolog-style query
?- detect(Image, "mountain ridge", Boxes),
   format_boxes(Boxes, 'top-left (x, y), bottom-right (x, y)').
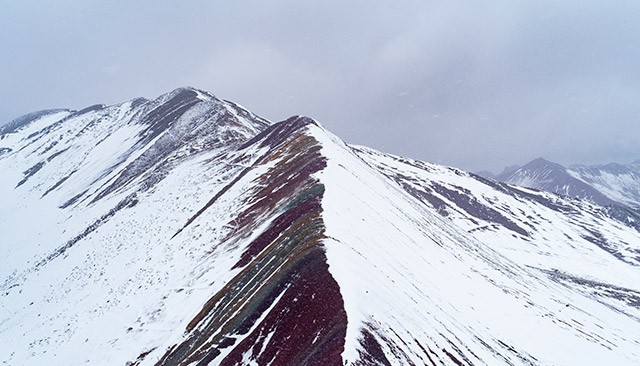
top-left (1, 88), bottom-right (639, 365)
top-left (489, 156), bottom-right (640, 209)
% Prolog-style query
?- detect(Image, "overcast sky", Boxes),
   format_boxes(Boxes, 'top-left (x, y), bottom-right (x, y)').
top-left (2, 1), bottom-right (639, 172)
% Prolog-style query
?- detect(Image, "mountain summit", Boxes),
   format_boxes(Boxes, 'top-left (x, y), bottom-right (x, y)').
top-left (494, 157), bottom-right (640, 209)
top-left (495, 157), bottom-right (619, 207)
top-left (1, 88), bottom-right (639, 365)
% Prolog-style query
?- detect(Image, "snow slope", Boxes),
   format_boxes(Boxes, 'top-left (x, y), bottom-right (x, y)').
top-left (569, 162), bottom-right (640, 208)
top-left (340, 145), bottom-right (640, 365)
top-left (1, 88), bottom-right (639, 365)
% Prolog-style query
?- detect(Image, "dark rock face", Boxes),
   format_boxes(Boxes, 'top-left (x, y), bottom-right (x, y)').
top-left (157, 117), bottom-right (347, 366)
top-left (428, 182), bottom-right (529, 237)
top-left (355, 329), bottom-right (392, 366)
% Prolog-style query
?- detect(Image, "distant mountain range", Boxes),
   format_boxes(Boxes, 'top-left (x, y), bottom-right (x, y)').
top-left (481, 158), bottom-right (640, 209)
top-left (1, 88), bottom-right (639, 365)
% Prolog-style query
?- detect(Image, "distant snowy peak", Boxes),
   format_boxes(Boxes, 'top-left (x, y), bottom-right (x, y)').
top-left (492, 157), bottom-right (640, 208)
top-left (496, 158), bottom-right (619, 207)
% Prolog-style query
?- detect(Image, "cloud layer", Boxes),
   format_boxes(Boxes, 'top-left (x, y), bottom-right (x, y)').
top-left (2, 1), bottom-right (639, 171)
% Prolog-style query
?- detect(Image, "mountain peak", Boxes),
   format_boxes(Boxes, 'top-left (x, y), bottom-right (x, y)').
top-left (496, 157), bottom-right (621, 206)
top-left (1, 88), bottom-right (639, 366)
top-left (493, 157), bottom-right (640, 209)
top-left (153, 86), bottom-right (218, 104)
top-left (530, 156), bottom-right (549, 163)
top-left (523, 157), bottom-right (564, 170)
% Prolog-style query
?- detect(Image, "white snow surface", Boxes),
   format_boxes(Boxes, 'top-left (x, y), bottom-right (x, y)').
top-left (311, 126), bottom-right (640, 365)
top-left (0, 91), bottom-right (274, 365)
top-left (568, 168), bottom-right (640, 208)
top-left (0, 93), bottom-right (639, 366)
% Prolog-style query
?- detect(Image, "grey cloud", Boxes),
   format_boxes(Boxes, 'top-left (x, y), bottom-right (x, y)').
top-left (1, 1), bottom-right (639, 172)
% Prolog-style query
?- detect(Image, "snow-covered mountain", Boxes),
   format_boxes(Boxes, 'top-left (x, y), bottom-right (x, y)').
top-left (570, 161), bottom-right (640, 208)
top-left (494, 158), bottom-right (619, 207)
top-left (1, 88), bottom-right (639, 366)
top-left (494, 158), bottom-right (640, 209)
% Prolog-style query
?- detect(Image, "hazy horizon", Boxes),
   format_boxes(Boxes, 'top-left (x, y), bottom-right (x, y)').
top-left (2, 1), bottom-right (640, 173)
